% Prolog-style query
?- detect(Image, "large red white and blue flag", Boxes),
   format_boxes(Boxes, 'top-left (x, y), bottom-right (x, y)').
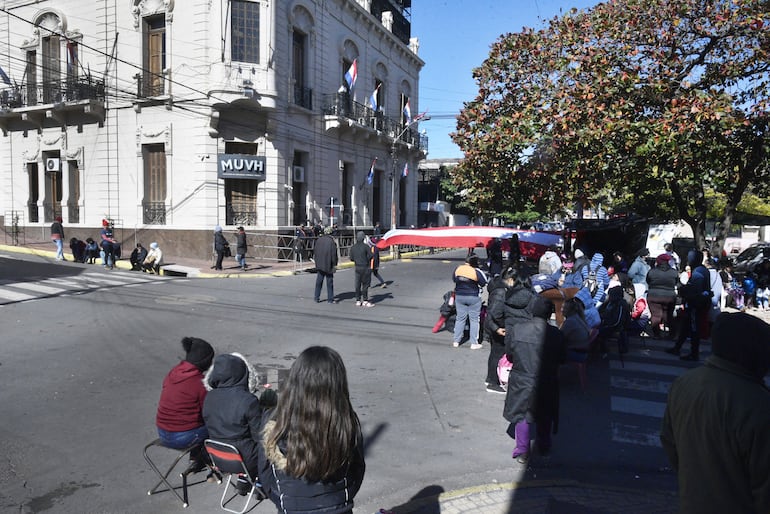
top-left (344, 59), bottom-right (358, 90)
top-left (374, 226), bottom-right (563, 261)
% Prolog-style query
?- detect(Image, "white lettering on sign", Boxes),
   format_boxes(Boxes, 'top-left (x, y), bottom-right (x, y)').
top-left (220, 158), bottom-right (264, 173)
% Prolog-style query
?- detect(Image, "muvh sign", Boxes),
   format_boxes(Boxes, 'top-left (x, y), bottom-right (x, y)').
top-left (217, 154), bottom-right (267, 180)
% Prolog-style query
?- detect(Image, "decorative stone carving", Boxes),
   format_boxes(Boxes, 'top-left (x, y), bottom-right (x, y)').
top-left (132, 0), bottom-right (175, 28)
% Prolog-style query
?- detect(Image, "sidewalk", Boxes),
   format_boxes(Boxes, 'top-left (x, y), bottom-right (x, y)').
top-left (387, 479), bottom-right (676, 514)
top-left (0, 240), bottom-right (332, 278)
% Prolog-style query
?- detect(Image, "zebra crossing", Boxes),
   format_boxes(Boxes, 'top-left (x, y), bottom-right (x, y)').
top-left (0, 270), bottom-right (173, 305)
top-left (608, 337), bottom-right (708, 447)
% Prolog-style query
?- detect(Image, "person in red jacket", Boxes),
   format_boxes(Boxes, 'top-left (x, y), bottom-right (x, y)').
top-left (156, 337), bottom-right (215, 472)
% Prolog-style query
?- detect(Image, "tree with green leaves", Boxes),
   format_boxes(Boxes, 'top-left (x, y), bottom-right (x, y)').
top-left (452, 0), bottom-right (770, 254)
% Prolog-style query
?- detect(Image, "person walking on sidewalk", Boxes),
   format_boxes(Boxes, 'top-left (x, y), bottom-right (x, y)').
top-left (349, 232), bottom-right (374, 307)
top-left (212, 225), bottom-right (229, 271)
top-left (313, 226), bottom-right (338, 304)
top-left (452, 253), bottom-right (488, 349)
top-left (661, 312), bottom-right (770, 514)
top-left (235, 226), bottom-right (248, 271)
top-left (50, 216), bottom-right (65, 261)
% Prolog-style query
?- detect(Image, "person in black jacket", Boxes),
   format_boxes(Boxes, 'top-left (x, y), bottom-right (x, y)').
top-left (235, 226), bottom-right (248, 270)
top-left (313, 227), bottom-right (339, 303)
top-left (212, 225), bottom-right (229, 271)
top-left (349, 231), bottom-right (373, 307)
top-left (646, 253), bottom-right (679, 339)
top-left (129, 243), bottom-right (148, 271)
top-left (484, 267), bottom-right (515, 394)
top-left (202, 353), bottom-right (266, 488)
top-left (258, 346), bottom-right (365, 514)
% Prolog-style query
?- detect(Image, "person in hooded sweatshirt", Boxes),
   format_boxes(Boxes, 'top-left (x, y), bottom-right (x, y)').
top-left (349, 231), bottom-right (374, 307)
top-left (202, 353), bottom-right (267, 489)
top-left (580, 252), bottom-right (610, 306)
top-left (155, 337), bottom-right (215, 473)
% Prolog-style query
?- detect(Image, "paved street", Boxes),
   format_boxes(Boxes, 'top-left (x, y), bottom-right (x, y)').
top-left (0, 249), bottom-right (686, 513)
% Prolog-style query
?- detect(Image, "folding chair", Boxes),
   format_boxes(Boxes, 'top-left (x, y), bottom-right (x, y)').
top-left (204, 439), bottom-right (264, 514)
top-left (143, 438), bottom-right (201, 508)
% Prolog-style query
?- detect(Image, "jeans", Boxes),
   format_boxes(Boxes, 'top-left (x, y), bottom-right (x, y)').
top-left (314, 271), bottom-right (335, 302)
top-left (157, 425), bottom-right (209, 450)
top-left (236, 253), bottom-right (246, 269)
top-left (53, 238), bottom-right (64, 260)
top-left (354, 267), bottom-right (371, 301)
top-left (101, 242), bottom-right (116, 268)
top-left (157, 425), bottom-right (209, 464)
top-left (453, 294), bottom-right (482, 345)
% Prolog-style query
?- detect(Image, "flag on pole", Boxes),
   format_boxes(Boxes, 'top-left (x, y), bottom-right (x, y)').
top-left (0, 66), bottom-right (11, 86)
top-left (369, 84), bottom-right (380, 111)
top-left (402, 162), bottom-right (409, 178)
top-left (403, 100), bottom-right (412, 124)
top-left (367, 158), bottom-right (376, 185)
top-left (344, 59), bottom-right (358, 90)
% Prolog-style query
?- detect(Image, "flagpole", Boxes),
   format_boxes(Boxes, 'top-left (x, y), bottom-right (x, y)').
top-left (390, 115), bottom-right (430, 257)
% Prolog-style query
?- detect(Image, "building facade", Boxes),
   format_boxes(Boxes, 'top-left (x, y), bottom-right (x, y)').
top-left (0, 0), bottom-right (426, 258)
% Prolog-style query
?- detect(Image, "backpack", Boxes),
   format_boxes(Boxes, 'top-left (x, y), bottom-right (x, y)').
top-left (584, 265), bottom-right (599, 297)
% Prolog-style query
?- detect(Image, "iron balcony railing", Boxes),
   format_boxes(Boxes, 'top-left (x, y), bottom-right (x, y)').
top-left (321, 92), bottom-right (428, 151)
top-left (0, 78), bottom-right (105, 109)
top-left (226, 203), bottom-right (257, 226)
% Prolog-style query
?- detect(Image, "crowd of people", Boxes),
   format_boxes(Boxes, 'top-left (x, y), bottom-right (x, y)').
top-left (154, 339), bottom-right (365, 513)
top-left (436, 237), bottom-right (770, 469)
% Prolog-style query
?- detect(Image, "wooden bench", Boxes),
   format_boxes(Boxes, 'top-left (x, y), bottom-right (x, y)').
top-left (160, 265), bottom-right (201, 277)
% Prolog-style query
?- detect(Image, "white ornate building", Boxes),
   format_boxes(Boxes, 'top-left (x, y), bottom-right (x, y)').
top-left (0, 0), bottom-right (426, 257)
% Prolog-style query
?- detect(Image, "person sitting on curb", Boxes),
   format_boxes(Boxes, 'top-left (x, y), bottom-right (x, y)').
top-left (143, 242), bottom-right (163, 274)
top-left (130, 243), bottom-right (148, 271)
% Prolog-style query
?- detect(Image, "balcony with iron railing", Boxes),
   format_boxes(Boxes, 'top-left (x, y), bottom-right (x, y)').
top-left (143, 201), bottom-right (167, 225)
top-left (293, 85), bottom-right (313, 110)
top-left (0, 78), bottom-right (106, 132)
top-left (321, 92), bottom-right (428, 153)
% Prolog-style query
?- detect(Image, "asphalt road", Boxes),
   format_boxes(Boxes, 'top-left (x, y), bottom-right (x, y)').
top-left (0, 250), bottom-right (679, 513)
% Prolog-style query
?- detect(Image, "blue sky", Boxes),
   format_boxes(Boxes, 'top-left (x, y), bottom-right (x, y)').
top-left (412, 0), bottom-right (598, 159)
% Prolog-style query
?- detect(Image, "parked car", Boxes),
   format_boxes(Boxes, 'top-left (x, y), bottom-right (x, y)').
top-left (731, 242), bottom-right (770, 277)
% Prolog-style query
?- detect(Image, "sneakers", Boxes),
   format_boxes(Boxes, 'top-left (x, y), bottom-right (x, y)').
top-left (469, 343), bottom-right (483, 350)
top-left (513, 452), bottom-right (529, 464)
top-left (486, 384), bottom-right (506, 394)
top-left (356, 300), bottom-right (362, 306)
top-left (452, 341), bottom-right (460, 348)
top-left (362, 301), bottom-right (374, 308)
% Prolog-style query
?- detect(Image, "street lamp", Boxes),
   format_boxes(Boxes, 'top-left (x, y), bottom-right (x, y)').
top-left (390, 115), bottom-right (430, 235)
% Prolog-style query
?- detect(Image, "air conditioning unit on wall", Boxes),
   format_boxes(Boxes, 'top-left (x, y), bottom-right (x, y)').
top-left (293, 165), bottom-right (305, 183)
top-left (45, 157), bottom-right (60, 171)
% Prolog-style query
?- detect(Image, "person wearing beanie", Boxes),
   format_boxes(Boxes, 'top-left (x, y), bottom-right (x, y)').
top-left (349, 231), bottom-right (374, 307)
top-left (50, 215), bottom-right (65, 261)
top-left (142, 242), bottom-right (163, 274)
top-left (212, 224), bottom-right (230, 271)
top-left (661, 312), bottom-right (770, 514)
top-left (155, 337), bottom-right (215, 473)
top-left (99, 219), bottom-right (118, 269)
top-left (313, 226), bottom-right (338, 303)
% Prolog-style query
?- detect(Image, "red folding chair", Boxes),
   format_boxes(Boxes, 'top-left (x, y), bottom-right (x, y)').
top-left (204, 439), bottom-right (265, 514)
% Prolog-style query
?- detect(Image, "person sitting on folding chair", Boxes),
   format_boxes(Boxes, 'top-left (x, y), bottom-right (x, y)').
top-left (258, 346), bottom-right (366, 514)
top-left (203, 353), bottom-right (274, 496)
top-left (155, 337), bottom-right (215, 474)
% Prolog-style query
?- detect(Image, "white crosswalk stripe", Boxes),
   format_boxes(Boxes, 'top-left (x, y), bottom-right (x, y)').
top-left (608, 337), bottom-right (710, 448)
top-left (0, 271), bottom-right (172, 305)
